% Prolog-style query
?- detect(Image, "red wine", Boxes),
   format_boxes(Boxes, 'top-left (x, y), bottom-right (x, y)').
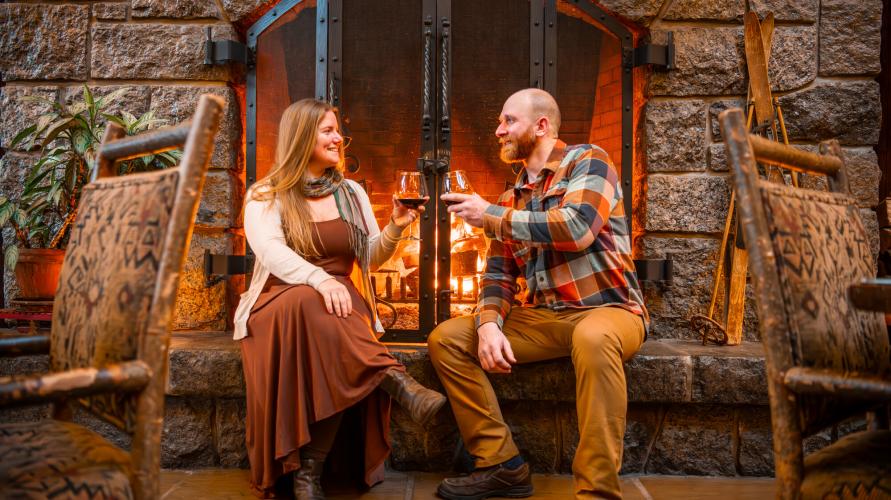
top-left (397, 197), bottom-right (428, 209)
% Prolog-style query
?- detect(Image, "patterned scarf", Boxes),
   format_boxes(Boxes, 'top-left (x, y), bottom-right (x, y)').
top-left (303, 168), bottom-right (369, 273)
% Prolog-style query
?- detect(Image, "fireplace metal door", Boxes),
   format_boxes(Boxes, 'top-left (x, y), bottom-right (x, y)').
top-left (246, 0), bottom-right (639, 341)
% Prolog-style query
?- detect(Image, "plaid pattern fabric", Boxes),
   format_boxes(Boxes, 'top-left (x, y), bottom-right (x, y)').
top-left (476, 141), bottom-right (649, 331)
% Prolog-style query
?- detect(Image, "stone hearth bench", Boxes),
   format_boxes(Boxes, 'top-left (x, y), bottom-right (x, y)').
top-left (163, 332), bottom-right (776, 477)
top-left (3, 332), bottom-right (791, 476)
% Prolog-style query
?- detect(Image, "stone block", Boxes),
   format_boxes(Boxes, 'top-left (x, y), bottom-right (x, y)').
top-left (559, 402), bottom-right (580, 474)
top-left (173, 231), bottom-right (234, 331)
top-left (709, 143), bottom-right (728, 172)
top-left (645, 175), bottom-right (731, 233)
top-left (131, 0), bottom-right (221, 19)
top-left (91, 23), bottom-right (235, 81)
top-left (0, 404), bottom-right (50, 424)
top-left (650, 28), bottom-right (746, 96)
top-left (73, 406), bottom-right (131, 451)
top-left (168, 332), bottom-right (245, 397)
top-left (0, 353), bottom-right (48, 377)
top-left (645, 100), bottom-right (707, 172)
top-left (620, 404), bottom-right (661, 474)
top-left (769, 26), bottom-right (817, 92)
top-left (503, 400), bottom-right (560, 473)
top-left (738, 406), bottom-right (774, 476)
top-left (150, 85), bottom-right (241, 171)
top-left (62, 85), bottom-right (152, 124)
top-left (626, 340), bottom-right (692, 402)
top-left (0, 4), bottom-right (88, 81)
top-left (687, 343), bottom-right (768, 404)
top-left (663, 0), bottom-right (744, 22)
top-left (0, 152), bottom-right (37, 203)
top-left (0, 86), bottom-right (57, 151)
top-left (198, 171), bottom-right (237, 228)
top-left (488, 359), bottom-right (577, 402)
top-left (843, 148), bottom-right (881, 208)
top-left (749, 0), bottom-right (818, 22)
top-left (639, 236), bottom-right (721, 340)
top-left (648, 405), bottom-right (737, 475)
top-left (596, 0), bottom-right (663, 25)
top-left (709, 99), bottom-right (747, 143)
top-left (93, 3), bottom-right (128, 21)
top-left (819, 0), bottom-right (882, 75)
top-left (220, 0), bottom-right (270, 25)
top-left (215, 399), bottom-right (249, 467)
top-left (388, 397), bottom-right (461, 472)
top-left (778, 81), bottom-right (880, 146)
top-left (162, 398), bottom-right (215, 468)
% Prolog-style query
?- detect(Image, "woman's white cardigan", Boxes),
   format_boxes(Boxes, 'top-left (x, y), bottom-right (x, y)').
top-left (233, 179), bottom-right (403, 340)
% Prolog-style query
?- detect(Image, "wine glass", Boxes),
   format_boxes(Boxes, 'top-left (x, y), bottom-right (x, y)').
top-left (441, 170), bottom-right (474, 206)
top-left (396, 171), bottom-right (429, 240)
top-left (442, 170), bottom-right (475, 239)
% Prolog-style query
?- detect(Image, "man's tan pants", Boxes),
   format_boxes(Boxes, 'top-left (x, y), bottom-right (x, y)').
top-left (428, 306), bottom-right (645, 499)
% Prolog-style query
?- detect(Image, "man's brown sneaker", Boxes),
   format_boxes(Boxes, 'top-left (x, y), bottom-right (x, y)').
top-left (436, 462), bottom-right (533, 500)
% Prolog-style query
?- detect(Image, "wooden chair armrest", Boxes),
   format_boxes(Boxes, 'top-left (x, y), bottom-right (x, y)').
top-left (784, 367), bottom-right (891, 400)
top-left (848, 278), bottom-right (891, 313)
top-left (0, 359), bottom-right (151, 408)
top-left (0, 335), bottom-right (50, 357)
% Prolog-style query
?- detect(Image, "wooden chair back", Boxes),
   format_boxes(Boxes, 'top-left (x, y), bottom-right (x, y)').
top-left (48, 94), bottom-right (224, 498)
top-left (719, 107), bottom-right (890, 498)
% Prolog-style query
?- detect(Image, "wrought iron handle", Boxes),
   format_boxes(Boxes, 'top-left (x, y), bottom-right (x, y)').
top-left (439, 18), bottom-right (450, 134)
top-left (422, 17), bottom-right (433, 132)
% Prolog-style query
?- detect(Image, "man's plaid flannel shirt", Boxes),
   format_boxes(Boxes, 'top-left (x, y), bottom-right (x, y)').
top-left (475, 140), bottom-right (649, 332)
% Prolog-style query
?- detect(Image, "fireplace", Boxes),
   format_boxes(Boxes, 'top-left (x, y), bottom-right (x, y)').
top-left (245, 0), bottom-right (645, 341)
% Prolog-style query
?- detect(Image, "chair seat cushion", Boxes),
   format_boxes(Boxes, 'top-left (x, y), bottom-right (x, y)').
top-left (0, 419), bottom-right (133, 498)
top-left (801, 429), bottom-right (891, 499)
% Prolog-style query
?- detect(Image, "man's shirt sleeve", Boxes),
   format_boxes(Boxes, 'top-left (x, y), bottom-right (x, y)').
top-left (482, 153), bottom-right (620, 252)
top-left (475, 236), bottom-right (521, 330)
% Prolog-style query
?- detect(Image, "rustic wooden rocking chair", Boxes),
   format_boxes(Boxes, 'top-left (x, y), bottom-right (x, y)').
top-left (720, 107), bottom-right (891, 499)
top-left (0, 94), bottom-right (224, 499)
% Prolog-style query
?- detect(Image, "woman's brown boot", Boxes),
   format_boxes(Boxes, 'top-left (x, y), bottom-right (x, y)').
top-left (380, 367), bottom-right (447, 425)
top-left (292, 458), bottom-right (325, 500)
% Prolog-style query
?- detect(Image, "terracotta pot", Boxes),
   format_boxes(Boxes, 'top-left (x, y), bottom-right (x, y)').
top-left (14, 248), bottom-right (65, 299)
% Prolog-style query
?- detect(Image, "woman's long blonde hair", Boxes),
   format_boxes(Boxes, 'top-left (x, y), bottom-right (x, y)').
top-left (250, 98), bottom-right (344, 258)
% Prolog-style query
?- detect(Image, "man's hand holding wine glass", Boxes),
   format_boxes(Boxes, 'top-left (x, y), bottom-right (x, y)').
top-left (441, 192), bottom-right (490, 228)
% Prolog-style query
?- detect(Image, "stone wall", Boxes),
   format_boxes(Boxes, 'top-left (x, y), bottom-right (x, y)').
top-left (1, 0), bottom-right (882, 340)
top-left (638, 0), bottom-right (883, 341)
top-left (0, 1), bottom-right (243, 330)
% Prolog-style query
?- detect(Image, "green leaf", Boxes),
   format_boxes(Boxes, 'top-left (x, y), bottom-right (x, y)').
top-left (24, 167), bottom-right (52, 192)
top-left (120, 110), bottom-right (137, 126)
top-left (72, 127), bottom-right (93, 155)
top-left (97, 88), bottom-right (129, 109)
top-left (101, 114), bottom-right (128, 129)
top-left (5, 245), bottom-right (19, 270)
top-left (9, 124), bottom-right (37, 150)
top-left (11, 207), bottom-right (27, 227)
top-left (39, 117), bottom-right (76, 149)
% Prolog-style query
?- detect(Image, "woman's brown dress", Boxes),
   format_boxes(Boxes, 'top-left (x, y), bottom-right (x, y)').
top-left (240, 218), bottom-right (403, 498)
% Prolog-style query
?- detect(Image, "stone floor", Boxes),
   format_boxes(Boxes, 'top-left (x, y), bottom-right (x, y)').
top-left (160, 469), bottom-right (775, 499)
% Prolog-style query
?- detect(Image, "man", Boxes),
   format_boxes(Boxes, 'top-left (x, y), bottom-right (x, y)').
top-left (429, 88), bottom-right (648, 500)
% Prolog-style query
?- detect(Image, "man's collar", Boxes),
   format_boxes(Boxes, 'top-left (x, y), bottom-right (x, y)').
top-left (513, 139), bottom-right (568, 189)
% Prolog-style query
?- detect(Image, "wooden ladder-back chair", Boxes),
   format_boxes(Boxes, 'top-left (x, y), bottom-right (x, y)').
top-left (0, 94), bottom-right (224, 499)
top-left (719, 107), bottom-right (891, 499)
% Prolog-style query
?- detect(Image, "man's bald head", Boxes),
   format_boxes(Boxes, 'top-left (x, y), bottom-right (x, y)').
top-left (506, 88), bottom-right (561, 138)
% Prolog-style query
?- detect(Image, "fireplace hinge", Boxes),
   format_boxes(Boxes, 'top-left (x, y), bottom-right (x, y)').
top-left (625, 32), bottom-right (674, 71)
top-left (204, 250), bottom-right (254, 287)
top-left (204, 27), bottom-right (254, 68)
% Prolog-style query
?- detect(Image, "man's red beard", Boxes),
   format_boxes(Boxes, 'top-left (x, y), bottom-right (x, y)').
top-left (499, 129), bottom-right (536, 163)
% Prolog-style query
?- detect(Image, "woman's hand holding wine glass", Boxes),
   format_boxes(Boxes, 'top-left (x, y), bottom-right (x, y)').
top-left (395, 171), bottom-right (429, 239)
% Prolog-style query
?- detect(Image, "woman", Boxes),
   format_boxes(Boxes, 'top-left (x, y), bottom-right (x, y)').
top-left (234, 98), bottom-right (445, 499)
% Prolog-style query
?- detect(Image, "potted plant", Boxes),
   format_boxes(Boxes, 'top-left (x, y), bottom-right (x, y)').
top-left (0, 85), bottom-right (181, 299)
